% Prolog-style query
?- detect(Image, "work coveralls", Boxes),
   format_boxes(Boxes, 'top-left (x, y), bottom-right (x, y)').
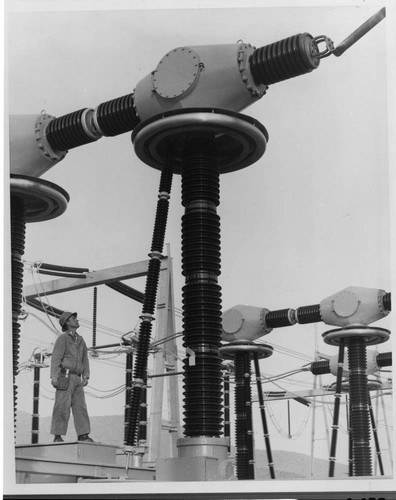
top-left (50, 332), bottom-right (91, 437)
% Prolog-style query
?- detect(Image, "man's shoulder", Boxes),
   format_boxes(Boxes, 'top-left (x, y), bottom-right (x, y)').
top-left (54, 333), bottom-right (68, 344)
top-left (78, 335), bottom-right (87, 346)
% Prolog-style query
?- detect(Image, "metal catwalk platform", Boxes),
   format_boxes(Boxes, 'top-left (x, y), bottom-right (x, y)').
top-left (15, 442), bottom-right (155, 483)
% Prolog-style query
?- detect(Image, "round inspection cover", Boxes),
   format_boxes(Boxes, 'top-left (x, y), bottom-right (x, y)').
top-left (332, 290), bottom-right (359, 318)
top-left (153, 47), bottom-right (200, 99)
top-left (222, 309), bottom-right (244, 335)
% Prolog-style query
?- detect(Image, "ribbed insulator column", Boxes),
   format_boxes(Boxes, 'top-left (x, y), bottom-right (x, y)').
top-left (377, 351), bottom-right (392, 368)
top-left (234, 352), bottom-right (254, 479)
top-left (265, 308), bottom-right (294, 328)
top-left (296, 304), bottom-right (322, 324)
top-left (329, 339), bottom-right (346, 478)
top-left (125, 144), bottom-right (174, 446)
top-left (124, 352), bottom-right (133, 444)
top-left (92, 287), bottom-right (98, 348)
top-left (181, 133), bottom-right (223, 438)
top-left (11, 195), bottom-right (27, 433)
top-left (348, 337), bottom-right (372, 476)
top-left (31, 365), bottom-right (40, 444)
top-left (346, 395), bottom-right (353, 476)
top-left (138, 376), bottom-right (148, 445)
top-left (249, 33), bottom-right (320, 86)
top-left (223, 369), bottom-right (231, 451)
top-left (95, 94), bottom-right (140, 136)
top-left (368, 388), bottom-right (384, 475)
top-left (310, 359), bottom-right (330, 375)
top-left (46, 109), bottom-right (99, 151)
top-left (253, 353), bottom-right (275, 479)
top-left (244, 353), bottom-right (255, 479)
top-left (382, 292), bottom-right (391, 312)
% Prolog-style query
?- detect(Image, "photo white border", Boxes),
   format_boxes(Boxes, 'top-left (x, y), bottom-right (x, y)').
top-left (3, 0), bottom-right (395, 498)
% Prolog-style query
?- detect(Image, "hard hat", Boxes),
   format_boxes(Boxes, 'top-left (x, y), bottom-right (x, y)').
top-left (59, 311), bottom-right (77, 332)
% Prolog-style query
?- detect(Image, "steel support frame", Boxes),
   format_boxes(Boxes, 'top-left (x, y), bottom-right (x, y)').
top-left (23, 260), bottom-right (153, 299)
top-left (15, 456), bottom-right (155, 480)
top-left (147, 244), bottom-right (180, 465)
top-left (23, 255), bottom-right (180, 464)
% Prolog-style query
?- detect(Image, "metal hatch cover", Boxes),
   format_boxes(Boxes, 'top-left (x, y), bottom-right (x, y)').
top-left (152, 47), bottom-right (201, 99)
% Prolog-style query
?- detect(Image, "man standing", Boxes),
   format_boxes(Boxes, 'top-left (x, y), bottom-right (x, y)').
top-left (50, 311), bottom-right (94, 443)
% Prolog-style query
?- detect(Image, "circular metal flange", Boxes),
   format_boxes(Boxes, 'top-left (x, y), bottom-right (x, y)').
top-left (322, 326), bottom-right (390, 346)
top-left (220, 340), bottom-right (273, 360)
top-left (35, 113), bottom-right (68, 162)
top-left (132, 107), bottom-right (268, 174)
top-left (10, 174), bottom-right (69, 223)
top-left (329, 378), bottom-right (382, 393)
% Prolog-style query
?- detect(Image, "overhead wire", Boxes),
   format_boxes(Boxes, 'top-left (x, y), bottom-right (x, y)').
top-left (259, 367), bottom-right (309, 384)
top-left (257, 338), bottom-right (315, 363)
top-left (266, 400), bottom-right (311, 440)
top-left (25, 262), bottom-right (139, 340)
top-left (28, 266), bottom-right (63, 332)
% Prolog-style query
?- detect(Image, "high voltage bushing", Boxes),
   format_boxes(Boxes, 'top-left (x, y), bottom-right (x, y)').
top-left (132, 108), bottom-right (268, 453)
top-left (310, 351), bottom-right (392, 375)
top-left (10, 175), bottom-right (69, 436)
top-left (92, 287), bottom-right (98, 348)
top-left (138, 376), bottom-right (148, 445)
top-left (265, 304), bottom-right (322, 328)
top-left (310, 359), bottom-right (331, 375)
top-left (377, 351), bottom-right (392, 367)
top-left (45, 93), bottom-right (140, 152)
top-left (31, 354), bottom-right (43, 445)
top-left (249, 33), bottom-right (321, 86)
top-left (124, 351), bottom-right (133, 444)
top-left (222, 365), bottom-right (232, 451)
top-left (220, 341), bottom-right (273, 480)
top-left (94, 94), bottom-right (140, 137)
top-left (382, 292), bottom-right (391, 311)
top-left (260, 291), bottom-right (392, 330)
top-left (322, 326), bottom-right (390, 477)
top-left (125, 144), bottom-right (174, 447)
top-left (181, 132), bottom-right (223, 437)
top-left (348, 337), bottom-right (372, 476)
top-left (45, 108), bottom-right (101, 151)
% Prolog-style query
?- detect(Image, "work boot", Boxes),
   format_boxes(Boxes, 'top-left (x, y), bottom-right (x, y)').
top-left (77, 434), bottom-right (94, 442)
top-left (53, 435), bottom-right (64, 443)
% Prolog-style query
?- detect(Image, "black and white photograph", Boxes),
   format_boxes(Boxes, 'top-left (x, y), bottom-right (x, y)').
top-left (3, 0), bottom-right (396, 498)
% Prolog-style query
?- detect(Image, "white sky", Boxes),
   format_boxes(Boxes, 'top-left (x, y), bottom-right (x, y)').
top-left (3, 0), bottom-right (396, 495)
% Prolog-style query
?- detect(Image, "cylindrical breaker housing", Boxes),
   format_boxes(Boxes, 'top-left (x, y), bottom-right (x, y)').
top-left (9, 114), bottom-right (67, 178)
top-left (320, 286), bottom-right (389, 327)
top-left (134, 44), bottom-right (267, 121)
top-left (221, 304), bottom-right (272, 342)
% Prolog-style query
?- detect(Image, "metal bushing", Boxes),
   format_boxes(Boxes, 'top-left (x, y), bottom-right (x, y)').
top-left (10, 174), bottom-right (69, 223)
top-left (322, 326), bottom-right (390, 347)
top-left (220, 340), bottom-right (273, 360)
top-left (132, 108), bottom-right (268, 174)
top-left (35, 113), bottom-right (68, 162)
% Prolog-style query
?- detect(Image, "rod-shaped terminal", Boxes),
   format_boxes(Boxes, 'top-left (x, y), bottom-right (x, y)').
top-left (332, 8), bottom-right (386, 57)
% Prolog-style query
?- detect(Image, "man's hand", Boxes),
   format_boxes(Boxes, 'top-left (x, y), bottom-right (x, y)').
top-left (51, 377), bottom-right (58, 387)
top-left (82, 377), bottom-right (89, 387)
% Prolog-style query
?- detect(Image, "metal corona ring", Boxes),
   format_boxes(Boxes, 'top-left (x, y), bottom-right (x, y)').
top-left (322, 326), bottom-right (390, 346)
top-left (132, 108), bottom-right (268, 174)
